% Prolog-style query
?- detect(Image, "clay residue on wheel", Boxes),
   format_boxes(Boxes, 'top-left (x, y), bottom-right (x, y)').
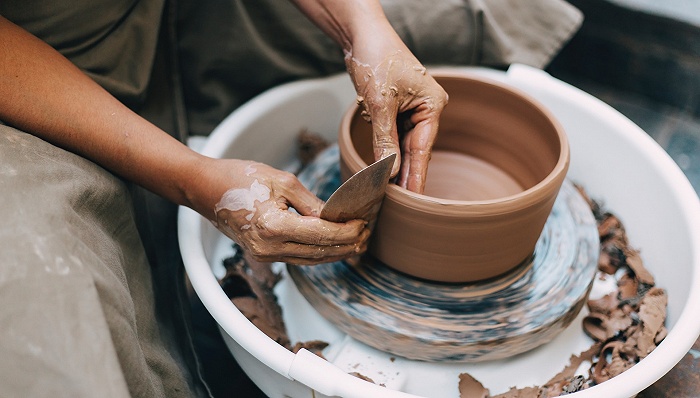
top-left (216, 134), bottom-right (667, 396)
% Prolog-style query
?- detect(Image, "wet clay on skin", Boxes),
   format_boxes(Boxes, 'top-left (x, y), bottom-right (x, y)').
top-left (215, 179), bottom-right (270, 230)
top-left (212, 161), bottom-right (369, 264)
top-left (344, 48), bottom-right (443, 179)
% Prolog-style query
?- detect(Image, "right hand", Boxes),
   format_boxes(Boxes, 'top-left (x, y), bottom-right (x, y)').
top-left (345, 24), bottom-right (448, 194)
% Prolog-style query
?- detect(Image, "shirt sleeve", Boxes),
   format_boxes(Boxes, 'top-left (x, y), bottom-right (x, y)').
top-left (382, 0), bottom-right (583, 68)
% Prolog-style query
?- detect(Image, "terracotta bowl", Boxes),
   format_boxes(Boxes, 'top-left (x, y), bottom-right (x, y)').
top-left (338, 70), bottom-right (570, 283)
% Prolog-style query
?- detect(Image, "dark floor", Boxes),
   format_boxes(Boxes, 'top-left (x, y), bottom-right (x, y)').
top-left (551, 71), bottom-right (700, 195)
top-left (191, 1), bottom-right (700, 397)
top-left (190, 293), bottom-right (267, 398)
top-left (547, 0), bottom-right (700, 196)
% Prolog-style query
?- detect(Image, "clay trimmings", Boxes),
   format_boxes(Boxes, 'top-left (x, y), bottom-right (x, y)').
top-left (219, 245), bottom-right (328, 357)
top-left (456, 187), bottom-right (668, 397)
top-left (219, 247), bottom-right (289, 348)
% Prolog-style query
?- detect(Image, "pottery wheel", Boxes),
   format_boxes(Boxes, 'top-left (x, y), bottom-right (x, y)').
top-left (291, 145), bottom-right (600, 362)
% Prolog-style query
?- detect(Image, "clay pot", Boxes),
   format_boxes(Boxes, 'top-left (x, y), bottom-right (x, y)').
top-left (338, 70), bottom-right (569, 283)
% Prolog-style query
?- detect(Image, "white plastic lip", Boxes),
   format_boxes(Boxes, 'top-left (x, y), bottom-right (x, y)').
top-left (177, 65), bottom-right (700, 398)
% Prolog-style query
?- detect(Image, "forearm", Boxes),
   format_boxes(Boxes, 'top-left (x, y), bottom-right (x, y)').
top-left (0, 16), bottom-right (202, 209)
top-left (0, 15), bottom-right (370, 263)
top-left (288, 0), bottom-right (397, 52)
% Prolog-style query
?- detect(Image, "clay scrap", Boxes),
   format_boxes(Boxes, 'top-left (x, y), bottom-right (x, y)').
top-left (220, 243), bottom-right (331, 356)
top-left (297, 129), bottom-right (331, 170)
top-left (579, 185), bottom-right (668, 368)
top-left (219, 245), bottom-right (291, 349)
top-left (459, 373), bottom-right (490, 398)
top-left (458, 186), bottom-right (668, 397)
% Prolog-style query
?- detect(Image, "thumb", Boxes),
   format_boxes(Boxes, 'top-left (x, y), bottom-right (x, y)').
top-left (274, 173), bottom-right (325, 217)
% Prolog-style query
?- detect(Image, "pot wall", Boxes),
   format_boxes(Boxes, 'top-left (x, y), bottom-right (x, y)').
top-left (339, 72), bottom-right (570, 282)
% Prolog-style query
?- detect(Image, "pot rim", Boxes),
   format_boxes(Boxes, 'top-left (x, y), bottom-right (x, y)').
top-left (339, 70), bottom-right (570, 215)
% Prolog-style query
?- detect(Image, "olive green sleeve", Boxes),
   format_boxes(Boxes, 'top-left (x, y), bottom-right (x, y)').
top-left (382, 0), bottom-right (583, 68)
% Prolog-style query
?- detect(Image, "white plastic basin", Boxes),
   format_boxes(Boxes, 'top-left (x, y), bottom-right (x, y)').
top-left (178, 64), bottom-right (700, 398)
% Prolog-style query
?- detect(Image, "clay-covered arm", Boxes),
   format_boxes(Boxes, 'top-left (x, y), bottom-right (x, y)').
top-left (0, 16), bottom-right (195, 206)
top-left (0, 16), bottom-right (367, 265)
top-left (290, 0), bottom-right (448, 193)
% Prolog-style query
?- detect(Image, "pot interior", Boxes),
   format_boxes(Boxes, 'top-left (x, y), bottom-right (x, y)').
top-left (349, 75), bottom-right (563, 201)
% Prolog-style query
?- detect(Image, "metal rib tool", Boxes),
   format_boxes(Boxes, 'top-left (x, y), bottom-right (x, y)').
top-left (320, 153), bottom-right (396, 223)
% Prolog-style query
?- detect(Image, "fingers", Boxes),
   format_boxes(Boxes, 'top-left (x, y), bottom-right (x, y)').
top-left (397, 118), bottom-right (438, 193)
top-left (269, 176), bottom-right (369, 245)
top-left (368, 100), bottom-right (402, 178)
top-left (256, 207), bottom-right (368, 245)
top-left (362, 81), bottom-right (445, 191)
top-left (217, 210), bottom-right (369, 265)
top-left (253, 241), bottom-right (368, 265)
top-left (236, 203), bottom-right (369, 262)
top-left (403, 149), bottom-right (431, 193)
top-left (245, 215), bottom-right (370, 265)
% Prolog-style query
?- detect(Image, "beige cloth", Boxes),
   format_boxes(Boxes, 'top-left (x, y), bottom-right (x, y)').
top-left (0, 0), bottom-right (581, 396)
top-left (177, 0), bottom-right (583, 137)
top-left (0, 126), bottom-right (205, 397)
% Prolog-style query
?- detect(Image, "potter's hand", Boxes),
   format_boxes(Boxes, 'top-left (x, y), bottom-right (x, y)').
top-left (345, 26), bottom-right (448, 194)
top-left (287, 0), bottom-right (447, 192)
top-left (194, 158), bottom-right (370, 265)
